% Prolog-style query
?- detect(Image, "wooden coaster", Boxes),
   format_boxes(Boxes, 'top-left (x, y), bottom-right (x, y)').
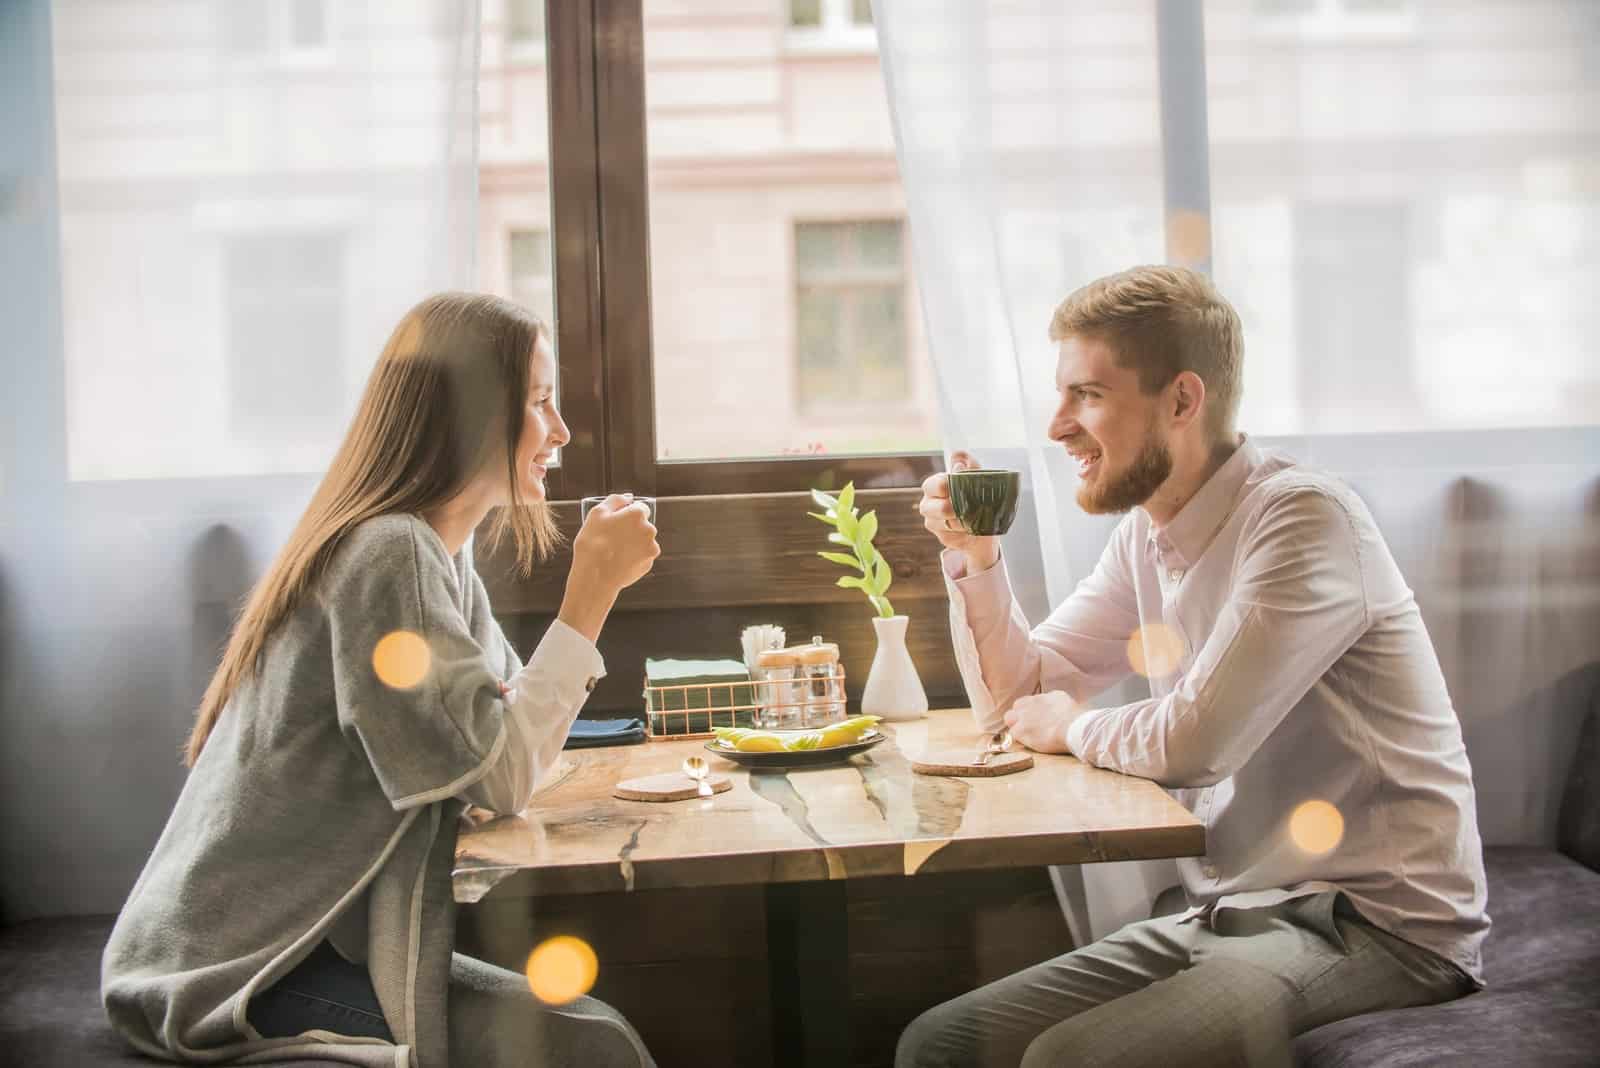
top-left (911, 750), bottom-right (1034, 777)
top-left (613, 772), bottom-right (732, 802)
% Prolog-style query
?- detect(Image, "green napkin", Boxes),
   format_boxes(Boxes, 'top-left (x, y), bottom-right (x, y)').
top-left (644, 657), bottom-right (758, 735)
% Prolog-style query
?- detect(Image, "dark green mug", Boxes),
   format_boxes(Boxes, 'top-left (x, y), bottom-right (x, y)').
top-left (947, 468), bottom-right (1021, 536)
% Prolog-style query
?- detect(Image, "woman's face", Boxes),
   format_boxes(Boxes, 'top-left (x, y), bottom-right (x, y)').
top-left (512, 333), bottom-right (570, 503)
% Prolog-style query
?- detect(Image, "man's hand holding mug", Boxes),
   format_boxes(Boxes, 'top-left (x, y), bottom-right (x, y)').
top-left (918, 451), bottom-right (1020, 575)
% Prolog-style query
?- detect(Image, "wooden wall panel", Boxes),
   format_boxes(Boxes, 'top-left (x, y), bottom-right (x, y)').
top-left (478, 489), bottom-right (966, 716)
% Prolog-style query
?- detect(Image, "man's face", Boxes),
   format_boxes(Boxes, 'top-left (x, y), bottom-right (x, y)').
top-left (1048, 334), bottom-right (1173, 515)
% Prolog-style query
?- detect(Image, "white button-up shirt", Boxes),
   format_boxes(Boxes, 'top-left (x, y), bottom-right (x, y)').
top-left (944, 438), bottom-right (1489, 982)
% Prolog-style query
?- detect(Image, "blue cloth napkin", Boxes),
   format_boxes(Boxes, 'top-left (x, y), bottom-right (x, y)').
top-left (563, 717), bottom-right (647, 749)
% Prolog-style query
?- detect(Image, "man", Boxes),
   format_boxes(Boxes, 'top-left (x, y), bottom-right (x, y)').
top-left (901, 265), bottom-right (1487, 1067)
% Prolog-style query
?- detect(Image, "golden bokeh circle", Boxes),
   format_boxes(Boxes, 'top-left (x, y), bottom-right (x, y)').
top-left (525, 935), bottom-right (599, 1006)
top-left (1127, 624), bottom-right (1187, 679)
top-left (372, 630), bottom-right (431, 690)
top-left (1289, 800), bottom-right (1345, 855)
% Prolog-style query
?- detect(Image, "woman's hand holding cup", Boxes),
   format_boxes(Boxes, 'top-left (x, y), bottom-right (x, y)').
top-left (559, 494), bottom-right (660, 641)
top-left (918, 451), bottom-right (1001, 574)
top-left (574, 494), bottom-right (659, 590)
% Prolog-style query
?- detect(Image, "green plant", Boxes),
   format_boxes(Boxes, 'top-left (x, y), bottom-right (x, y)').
top-left (808, 481), bottom-right (895, 618)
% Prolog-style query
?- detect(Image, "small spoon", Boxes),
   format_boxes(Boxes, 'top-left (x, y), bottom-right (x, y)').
top-left (972, 729), bottom-right (1013, 767)
top-left (681, 755), bottom-right (715, 798)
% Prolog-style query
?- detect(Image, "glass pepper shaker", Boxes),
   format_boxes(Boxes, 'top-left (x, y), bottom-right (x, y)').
top-left (796, 636), bottom-right (844, 728)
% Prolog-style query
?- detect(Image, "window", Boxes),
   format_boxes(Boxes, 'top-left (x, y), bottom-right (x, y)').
top-left (508, 229), bottom-right (554, 327)
top-left (223, 232), bottom-right (345, 465)
top-left (787, 0), bottom-right (876, 52)
top-left (789, 0), bottom-right (872, 29)
top-left (506, 0), bottom-right (546, 48)
top-left (795, 220), bottom-right (909, 414)
top-left (1254, 0), bottom-right (1415, 39)
top-left (218, 0), bottom-right (332, 63)
top-left (476, 1), bottom-right (940, 497)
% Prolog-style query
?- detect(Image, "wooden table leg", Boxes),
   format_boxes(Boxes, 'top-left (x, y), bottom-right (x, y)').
top-left (766, 879), bottom-right (851, 1067)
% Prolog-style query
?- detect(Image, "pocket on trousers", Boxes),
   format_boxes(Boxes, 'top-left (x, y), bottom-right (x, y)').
top-left (1288, 890), bottom-right (1353, 957)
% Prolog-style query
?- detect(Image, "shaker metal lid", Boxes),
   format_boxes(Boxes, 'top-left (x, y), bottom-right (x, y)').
top-left (756, 640), bottom-right (840, 667)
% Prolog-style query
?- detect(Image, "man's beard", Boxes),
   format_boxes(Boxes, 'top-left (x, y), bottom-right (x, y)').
top-left (1076, 424), bottom-right (1173, 515)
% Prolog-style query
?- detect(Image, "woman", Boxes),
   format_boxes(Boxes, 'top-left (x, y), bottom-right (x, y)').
top-left (102, 293), bottom-right (659, 1067)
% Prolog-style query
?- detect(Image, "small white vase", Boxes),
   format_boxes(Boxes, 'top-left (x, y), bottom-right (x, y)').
top-left (860, 615), bottom-right (929, 722)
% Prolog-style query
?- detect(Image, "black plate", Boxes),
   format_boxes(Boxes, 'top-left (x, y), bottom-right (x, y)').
top-left (705, 730), bottom-right (886, 769)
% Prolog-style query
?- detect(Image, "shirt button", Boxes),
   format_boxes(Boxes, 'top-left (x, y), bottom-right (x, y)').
top-left (1168, 568), bottom-right (1184, 582)
top-left (1200, 861), bottom-right (1219, 879)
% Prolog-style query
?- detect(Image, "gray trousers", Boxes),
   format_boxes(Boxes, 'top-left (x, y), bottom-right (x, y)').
top-left (896, 892), bottom-right (1472, 1068)
top-left (449, 952), bottom-right (656, 1068)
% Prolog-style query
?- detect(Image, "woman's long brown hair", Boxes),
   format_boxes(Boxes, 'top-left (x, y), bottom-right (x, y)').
top-left (184, 292), bottom-right (561, 767)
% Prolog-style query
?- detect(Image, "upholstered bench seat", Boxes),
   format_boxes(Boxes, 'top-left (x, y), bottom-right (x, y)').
top-left (0, 915), bottom-right (338, 1068)
top-left (1296, 669), bottom-right (1600, 1068)
top-left (1294, 845), bottom-right (1600, 1067)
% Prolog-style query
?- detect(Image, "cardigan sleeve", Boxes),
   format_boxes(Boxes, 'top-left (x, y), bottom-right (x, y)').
top-left (324, 517), bottom-right (518, 811)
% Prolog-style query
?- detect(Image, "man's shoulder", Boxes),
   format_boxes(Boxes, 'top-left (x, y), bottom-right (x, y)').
top-left (1243, 454), bottom-right (1374, 535)
top-left (1250, 451), bottom-right (1363, 506)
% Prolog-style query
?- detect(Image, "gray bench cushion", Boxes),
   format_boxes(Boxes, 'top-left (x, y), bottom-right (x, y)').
top-left (1294, 845), bottom-right (1600, 1067)
top-left (1557, 677), bottom-right (1600, 874)
top-left (0, 915), bottom-right (339, 1067)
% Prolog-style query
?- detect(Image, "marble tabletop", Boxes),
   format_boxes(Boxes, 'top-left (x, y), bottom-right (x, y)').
top-left (453, 707), bottom-right (1205, 903)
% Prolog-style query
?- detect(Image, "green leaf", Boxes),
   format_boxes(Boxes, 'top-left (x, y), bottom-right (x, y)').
top-left (837, 575), bottom-right (870, 591)
top-left (854, 510), bottom-right (879, 554)
top-left (810, 488), bottom-right (839, 512)
top-left (818, 550), bottom-right (865, 572)
top-left (874, 554), bottom-right (893, 594)
top-left (835, 508), bottom-right (858, 540)
top-left (807, 511), bottom-right (839, 527)
top-left (869, 594), bottom-right (895, 618)
top-left (837, 482), bottom-right (856, 517)
top-left (828, 532), bottom-right (854, 547)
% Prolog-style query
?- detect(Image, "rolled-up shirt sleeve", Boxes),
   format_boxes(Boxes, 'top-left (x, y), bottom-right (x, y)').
top-left (945, 520), bottom-right (1141, 732)
top-left (459, 619), bottom-right (605, 816)
top-left (1065, 488), bottom-right (1370, 788)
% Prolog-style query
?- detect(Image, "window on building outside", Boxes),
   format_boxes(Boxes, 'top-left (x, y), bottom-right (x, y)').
top-left (508, 228), bottom-right (555, 328)
top-left (223, 232), bottom-right (344, 456)
top-left (219, 0), bottom-right (331, 60)
top-left (795, 220), bottom-right (908, 415)
top-left (507, 0), bottom-right (546, 45)
top-left (787, 0), bottom-right (876, 48)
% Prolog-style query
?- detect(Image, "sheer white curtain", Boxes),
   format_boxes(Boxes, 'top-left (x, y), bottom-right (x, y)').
top-left (876, 0), bottom-right (1600, 944)
top-left (0, 0), bottom-right (480, 920)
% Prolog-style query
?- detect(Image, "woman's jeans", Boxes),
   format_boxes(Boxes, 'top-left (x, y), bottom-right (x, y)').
top-left (246, 939), bottom-right (393, 1041)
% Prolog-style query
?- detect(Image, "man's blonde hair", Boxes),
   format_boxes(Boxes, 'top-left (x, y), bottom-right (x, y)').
top-left (1049, 265), bottom-right (1243, 441)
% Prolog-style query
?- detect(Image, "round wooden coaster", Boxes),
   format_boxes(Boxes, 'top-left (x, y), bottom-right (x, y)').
top-left (910, 750), bottom-right (1034, 777)
top-left (613, 771), bottom-right (732, 802)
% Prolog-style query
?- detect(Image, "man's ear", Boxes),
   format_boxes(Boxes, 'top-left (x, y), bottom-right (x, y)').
top-left (1171, 371), bottom-right (1207, 429)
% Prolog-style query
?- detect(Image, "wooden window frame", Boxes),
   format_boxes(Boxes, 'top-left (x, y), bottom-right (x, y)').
top-left (543, 0), bottom-right (941, 501)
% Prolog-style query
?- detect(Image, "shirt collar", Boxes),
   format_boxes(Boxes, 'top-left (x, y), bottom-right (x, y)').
top-left (1146, 434), bottom-right (1263, 567)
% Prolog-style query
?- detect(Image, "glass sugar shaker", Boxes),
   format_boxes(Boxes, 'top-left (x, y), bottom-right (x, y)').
top-left (755, 646), bottom-right (804, 729)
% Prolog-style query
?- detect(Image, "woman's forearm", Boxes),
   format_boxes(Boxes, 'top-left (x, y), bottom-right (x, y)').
top-left (556, 565), bottom-right (621, 644)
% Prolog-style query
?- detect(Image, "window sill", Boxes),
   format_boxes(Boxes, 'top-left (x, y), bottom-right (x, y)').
top-left (782, 28), bottom-right (879, 58)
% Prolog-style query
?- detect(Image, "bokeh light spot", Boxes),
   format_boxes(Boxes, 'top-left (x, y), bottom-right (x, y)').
top-left (1127, 624), bottom-right (1187, 678)
top-left (1289, 800), bottom-right (1345, 855)
top-left (525, 935), bottom-right (599, 1006)
top-left (372, 630), bottom-right (431, 690)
